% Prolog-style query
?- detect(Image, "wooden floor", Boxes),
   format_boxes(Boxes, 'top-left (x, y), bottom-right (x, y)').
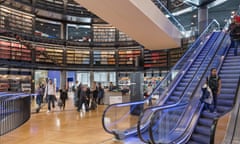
top-left (0, 92), bottom-right (229, 144)
top-left (0, 93), bottom-right (122, 144)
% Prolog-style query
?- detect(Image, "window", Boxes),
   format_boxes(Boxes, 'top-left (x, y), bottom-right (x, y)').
top-left (76, 72), bottom-right (90, 87)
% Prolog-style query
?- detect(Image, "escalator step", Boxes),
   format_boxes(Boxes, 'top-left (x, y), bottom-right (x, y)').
top-left (220, 70), bottom-right (240, 74)
top-left (187, 140), bottom-right (203, 144)
top-left (221, 83), bottom-right (237, 88)
top-left (195, 125), bottom-right (211, 136)
top-left (217, 106), bottom-right (231, 113)
top-left (178, 82), bottom-right (188, 87)
top-left (190, 133), bottom-right (210, 144)
top-left (198, 118), bottom-right (214, 127)
top-left (220, 88), bottom-right (237, 94)
top-left (201, 111), bottom-right (218, 119)
top-left (217, 99), bottom-right (234, 107)
top-left (218, 94), bottom-right (235, 100)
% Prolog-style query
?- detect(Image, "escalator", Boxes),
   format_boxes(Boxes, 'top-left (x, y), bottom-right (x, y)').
top-left (102, 20), bottom-right (221, 141)
top-left (165, 32), bottom-right (222, 105)
top-left (187, 45), bottom-right (240, 144)
top-left (137, 31), bottom-right (230, 143)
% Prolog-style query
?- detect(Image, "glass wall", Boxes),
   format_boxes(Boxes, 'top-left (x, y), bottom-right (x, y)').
top-left (76, 72), bottom-right (90, 87)
top-left (93, 72), bottom-right (116, 88)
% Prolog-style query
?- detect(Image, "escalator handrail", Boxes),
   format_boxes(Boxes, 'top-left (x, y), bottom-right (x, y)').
top-left (148, 19), bottom-right (220, 104)
top-left (155, 32), bottom-right (221, 107)
top-left (138, 31), bottom-right (227, 142)
top-left (176, 33), bottom-right (231, 144)
top-left (137, 96), bottom-right (187, 143)
top-left (148, 32), bottom-right (230, 144)
top-left (164, 34), bottom-right (231, 144)
top-left (101, 19), bottom-right (220, 135)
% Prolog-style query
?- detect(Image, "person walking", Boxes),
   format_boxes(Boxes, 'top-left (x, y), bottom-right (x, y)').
top-left (77, 85), bottom-right (89, 112)
top-left (59, 88), bottom-right (68, 110)
top-left (208, 68), bottom-right (221, 113)
top-left (44, 79), bottom-right (56, 113)
top-left (36, 84), bottom-right (44, 113)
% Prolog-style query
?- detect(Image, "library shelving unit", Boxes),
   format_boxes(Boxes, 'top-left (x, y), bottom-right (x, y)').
top-left (35, 45), bottom-right (63, 64)
top-left (118, 31), bottom-right (133, 42)
top-left (66, 48), bottom-right (90, 65)
top-left (93, 49), bottom-right (116, 65)
top-left (0, 78), bottom-right (9, 92)
top-left (0, 39), bottom-right (31, 61)
top-left (169, 47), bottom-right (187, 67)
top-left (35, 0), bottom-right (64, 14)
top-left (118, 49), bottom-right (141, 66)
top-left (92, 24), bottom-right (116, 42)
top-left (0, 40), bottom-right (11, 60)
top-left (0, 5), bottom-right (34, 35)
top-left (144, 50), bottom-right (168, 68)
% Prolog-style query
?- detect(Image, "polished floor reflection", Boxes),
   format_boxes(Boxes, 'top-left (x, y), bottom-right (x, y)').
top-left (0, 93), bottom-right (122, 144)
top-left (0, 92), bottom-right (228, 144)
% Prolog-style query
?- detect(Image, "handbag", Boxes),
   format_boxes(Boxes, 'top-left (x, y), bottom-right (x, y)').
top-left (201, 84), bottom-right (213, 104)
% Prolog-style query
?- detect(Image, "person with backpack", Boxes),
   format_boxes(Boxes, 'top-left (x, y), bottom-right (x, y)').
top-left (208, 68), bottom-right (221, 113)
top-left (228, 18), bottom-right (240, 56)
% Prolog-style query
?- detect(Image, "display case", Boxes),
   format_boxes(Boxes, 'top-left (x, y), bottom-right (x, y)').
top-left (66, 48), bottom-right (90, 64)
top-left (93, 50), bottom-right (115, 65)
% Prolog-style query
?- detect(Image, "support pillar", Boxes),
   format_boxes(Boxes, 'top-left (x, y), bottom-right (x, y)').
top-left (130, 72), bottom-right (144, 115)
top-left (60, 70), bottom-right (67, 89)
top-left (198, 5), bottom-right (208, 34)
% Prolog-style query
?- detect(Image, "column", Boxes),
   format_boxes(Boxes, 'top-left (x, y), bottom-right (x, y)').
top-left (60, 70), bottom-right (67, 89)
top-left (130, 72), bottom-right (144, 115)
top-left (90, 71), bottom-right (94, 88)
top-left (198, 5), bottom-right (208, 34)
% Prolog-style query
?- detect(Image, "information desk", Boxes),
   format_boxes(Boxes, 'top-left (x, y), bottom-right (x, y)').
top-left (103, 91), bottom-right (130, 105)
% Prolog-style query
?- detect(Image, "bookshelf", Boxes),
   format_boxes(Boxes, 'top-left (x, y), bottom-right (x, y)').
top-left (0, 40), bottom-right (31, 61)
top-left (144, 50), bottom-right (168, 68)
top-left (0, 40), bottom-right (11, 60)
top-left (35, 45), bottom-right (63, 64)
top-left (0, 6), bottom-right (33, 34)
top-left (93, 50), bottom-right (115, 65)
top-left (0, 79), bottom-right (9, 92)
top-left (118, 49), bottom-right (141, 66)
top-left (92, 24), bottom-right (116, 42)
top-left (118, 31), bottom-right (133, 41)
top-left (66, 48), bottom-right (90, 64)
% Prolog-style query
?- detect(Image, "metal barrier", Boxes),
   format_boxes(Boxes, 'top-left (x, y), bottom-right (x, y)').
top-left (0, 92), bottom-right (31, 136)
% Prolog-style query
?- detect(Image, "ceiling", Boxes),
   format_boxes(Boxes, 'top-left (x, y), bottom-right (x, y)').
top-left (75, 0), bottom-right (182, 50)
